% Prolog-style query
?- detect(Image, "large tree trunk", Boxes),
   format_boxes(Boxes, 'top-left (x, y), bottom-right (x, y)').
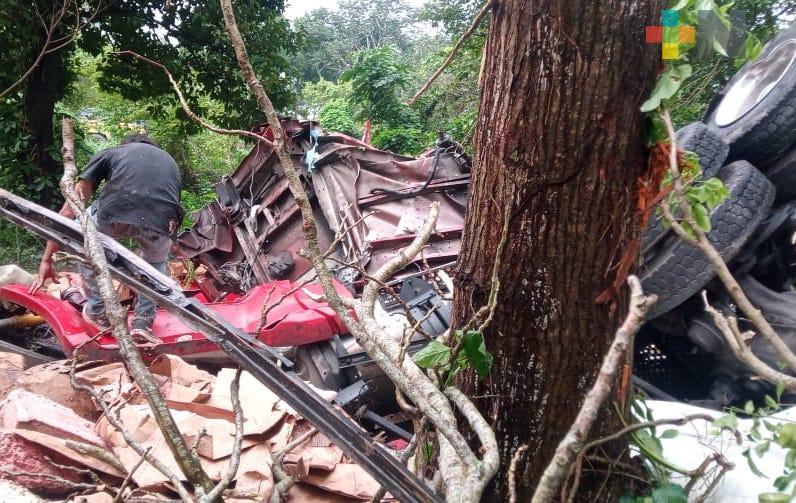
top-left (452, 1), bottom-right (662, 500)
top-left (23, 48), bottom-right (64, 206)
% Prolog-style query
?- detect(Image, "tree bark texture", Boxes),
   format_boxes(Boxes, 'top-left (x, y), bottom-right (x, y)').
top-left (452, 0), bottom-right (663, 500)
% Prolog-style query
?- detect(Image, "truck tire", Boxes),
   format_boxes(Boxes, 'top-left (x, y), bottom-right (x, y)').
top-left (641, 160), bottom-right (775, 319)
top-left (704, 26), bottom-right (796, 164)
top-left (642, 122), bottom-right (730, 254)
top-left (762, 147), bottom-right (796, 201)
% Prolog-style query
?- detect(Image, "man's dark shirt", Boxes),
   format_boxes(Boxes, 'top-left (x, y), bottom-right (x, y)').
top-left (80, 142), bottom-right (183, 235)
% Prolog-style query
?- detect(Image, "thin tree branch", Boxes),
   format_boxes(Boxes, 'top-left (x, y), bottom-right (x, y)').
top-left (113, 51), bottom-right (271, 144)
top-left (112, 447), bottom-right (152, 503)
top-left (0, 0), bottom-right (106, 99)
top-left (220, 0), bottom-right (483, 477)
top-left (70, 331), bottom-right (194, 502)
top-left (269, 427), bottom-right (318, 503)
top-left (508, 445), bottom-right (528, 503)
top-left (370, 429), bottom-right (423, 503)
top-left (460, 198), bottom-right (511, 336)
top-left (0, 0), bottom-right (69, 99)
top-left (406, 0), bottom-right (493, 105)
top-left (702, 292), bottom-right (796, 389)
top-left (201, 369), bottom-right (244, 503)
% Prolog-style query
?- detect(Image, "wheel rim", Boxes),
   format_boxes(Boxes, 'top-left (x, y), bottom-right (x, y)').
top-left (714, 39), bottom-right (796, 127)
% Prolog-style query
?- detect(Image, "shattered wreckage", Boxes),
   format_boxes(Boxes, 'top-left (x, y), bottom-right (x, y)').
top-left (7, 23), bottom-right (796, 500)
top-left (0, 120), bottom-right (469, 502)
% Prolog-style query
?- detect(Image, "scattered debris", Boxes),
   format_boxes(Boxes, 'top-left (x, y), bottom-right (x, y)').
top-left (0, 350), bottom-right (400, 501)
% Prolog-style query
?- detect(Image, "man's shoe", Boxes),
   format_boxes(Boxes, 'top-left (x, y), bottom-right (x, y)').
top-left (82, 305), bottom-right (111, 331)
top-left (130, 328), bottom-right (160, 345)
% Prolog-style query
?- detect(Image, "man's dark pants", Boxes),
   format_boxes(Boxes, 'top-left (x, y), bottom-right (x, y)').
top-left (80, 207), bottom-right (170, 330)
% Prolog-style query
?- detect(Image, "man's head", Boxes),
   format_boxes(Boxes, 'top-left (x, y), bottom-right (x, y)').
top-left (120, 134), bottom-right (159, 148)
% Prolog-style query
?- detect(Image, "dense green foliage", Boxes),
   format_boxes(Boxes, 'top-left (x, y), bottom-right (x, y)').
top-left (294, 0), bottom-right (484, 154)
top-left (0, 0), bottom-right (296, 205)
top-left (293, 0), bottom-right (416, 82)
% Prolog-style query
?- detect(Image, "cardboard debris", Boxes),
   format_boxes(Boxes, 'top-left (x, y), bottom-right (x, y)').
top-left (304, 463), bottom-right (385, 500)
top-left (0, 389), bottom-right (104, 446)
top-left (148, 354), bottom-right (213, 392)
top-left (0, 480), bottom-right (42, 503)
top-left (0, 265), bottom-right (34, 287)
top-left (220, 443), bottom-right (274, 499)
top-left (13, 429), bottom-right (124, 478)
top-left (0, 352), bottom-right (26, 399)
top-left (208, 368), bottom-right (287, 435)
top-left (0, 354), bottom-right (400, 501)
top-left (71, 492), bottom-right (113, 503)
top-left (75, 362), bottom-right (135, 406)
top-left (284, 444), bottom-right (344, 472)
top-left (16, 361), bottom-right (98, 420)
top-left (288, 482), bottom-right (369, 503)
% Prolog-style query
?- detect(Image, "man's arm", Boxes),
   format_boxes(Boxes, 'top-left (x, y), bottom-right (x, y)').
top-left (28, 178), bottom-right (95, 293)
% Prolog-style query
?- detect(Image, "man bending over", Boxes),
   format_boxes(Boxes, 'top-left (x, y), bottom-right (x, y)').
top-left (29, 134), bottom-right (183, 342)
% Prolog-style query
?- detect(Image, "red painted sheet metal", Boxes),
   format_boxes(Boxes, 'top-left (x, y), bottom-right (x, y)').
top-left (0, 279), bottom-right (352, 358)
top-left (0, 285), bottom-right (89, 353)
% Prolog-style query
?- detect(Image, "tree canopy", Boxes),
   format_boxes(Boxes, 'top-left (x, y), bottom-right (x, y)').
top-left (0, 0), bottom-right (297, 203)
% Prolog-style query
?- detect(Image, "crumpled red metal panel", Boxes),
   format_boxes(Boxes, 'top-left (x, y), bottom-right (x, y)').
top-left (0, 280), bottom-right (352, 359)
top-left (174, 120), bottom-right (469, 292)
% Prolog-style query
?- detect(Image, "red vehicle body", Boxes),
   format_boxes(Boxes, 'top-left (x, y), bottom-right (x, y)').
top-left (0, 280), bottom-right (352, 362)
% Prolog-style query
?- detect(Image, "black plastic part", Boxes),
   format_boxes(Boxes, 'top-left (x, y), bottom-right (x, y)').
top-left (360, 409), bottom-right (413, 442)
top-left (334, 380), bottom-right (372, 412)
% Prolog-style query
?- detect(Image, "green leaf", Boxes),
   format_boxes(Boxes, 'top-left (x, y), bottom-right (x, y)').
top-left (670, 0), bottom-right (690, 10)
top-left (743, 448), bottom-right (769, 478)
top-left (779, 424), bottom-right (796, 449)
top-left (786, 448), bottom-right (796, 469)
top-left (461, 330), bottom-right (494, 378)
top-left (774, 474), bottom-right (792, 492)
top-left (746, 35), bottom-right (763, 61)
top-left (759, 492), bottom-right (791, 503)
top-left (713, 413), bottom-right (738, 431)
top-left (644, 111), bottom-right (669, 145)
top-left (634, 429), bottom-right (664, 459)
top-left (766, 395), bottom-right (779, 410)
top-left (755, 440), bottom-right (771, 457)
top-left (745, 400), bottom-right (755, 415)
top-left (712, 37), bottom-right (730, 58)
top-left (640, 64), bottom-right (693, 112)
top-left (422, 441), bottom-right (433, 462)
top-left (660, 429), bottom-right (679, 439)
top-left (777, 381), bottom-right (786, 401)
top-left (650, 483), bottom-right (687, 503)
top-left (692, 203), bottom-right (711, 232)
top-left (412, 340), bottom-right (451, 369)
